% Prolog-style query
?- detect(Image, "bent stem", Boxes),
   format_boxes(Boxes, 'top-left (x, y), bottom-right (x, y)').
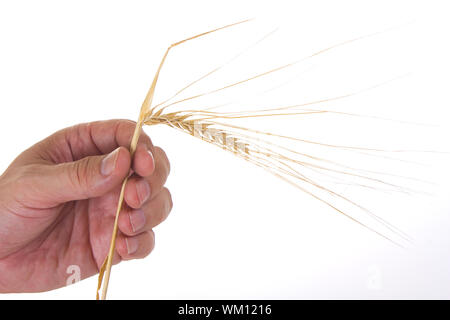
top-left (96, 19), bottom-right (422, 299)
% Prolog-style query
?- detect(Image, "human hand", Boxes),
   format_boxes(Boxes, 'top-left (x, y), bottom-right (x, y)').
top-left (0, 120), bottom-right (172, 293)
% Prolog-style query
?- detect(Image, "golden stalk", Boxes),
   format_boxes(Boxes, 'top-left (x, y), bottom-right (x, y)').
top-left (95, 19), bottom-right (433, 299)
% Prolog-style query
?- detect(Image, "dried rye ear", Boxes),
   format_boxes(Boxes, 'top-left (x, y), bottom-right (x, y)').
top-left (97, 20), bottom-right (432, 300)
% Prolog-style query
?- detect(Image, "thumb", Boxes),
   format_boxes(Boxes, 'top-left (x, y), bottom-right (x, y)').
top-left (37, 147), bottom-right (131, 204)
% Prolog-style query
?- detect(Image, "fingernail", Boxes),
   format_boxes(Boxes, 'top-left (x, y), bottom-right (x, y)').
top-left (136, 179), bottom-right (151, 204)
top-left (130, 209), bottom-right (146, 233)
top-left (126, 237), bottom-right (139, 255)
top-left (148, 150), bottom-right (155, 172)
top-left (101, 148), bottom-right (120, 176)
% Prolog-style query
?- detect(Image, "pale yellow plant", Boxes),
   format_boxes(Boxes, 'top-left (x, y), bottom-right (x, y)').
top-left (96, 20), bottom-right (427, 300)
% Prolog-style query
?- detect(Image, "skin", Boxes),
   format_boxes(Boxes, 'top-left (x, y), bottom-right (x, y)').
top-left (0, 120), bottom-right (172, 293)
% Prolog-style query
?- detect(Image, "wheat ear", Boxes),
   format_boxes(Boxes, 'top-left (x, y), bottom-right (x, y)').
top-left (97, 20), bottom-right (433, 299)
top-left (96, 20), bottom-right (250, 301)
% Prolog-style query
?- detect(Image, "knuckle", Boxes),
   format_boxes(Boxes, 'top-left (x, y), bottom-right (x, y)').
top-left (63, 123), bottom-right (91, 161)
top-left (139, 133), bottom-right (153, 150)
top-left (117, 120), bottom-right (138, 144)
top-left (71, 158), bottom-right (93, 197)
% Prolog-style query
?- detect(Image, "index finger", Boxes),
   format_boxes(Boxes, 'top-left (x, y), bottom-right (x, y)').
top-left (60, 119), bottom-right (154, 161)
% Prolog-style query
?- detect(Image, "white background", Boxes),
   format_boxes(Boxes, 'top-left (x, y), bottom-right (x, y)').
top-left (0, 0), bottom-right (450, 299)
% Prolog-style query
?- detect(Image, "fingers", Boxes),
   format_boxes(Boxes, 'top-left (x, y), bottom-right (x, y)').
top-left (22, 120), bottom-right (163, 206)
top-left (119, 187), bottom-right (172, 236)
top-left (132, 143), bottom-right (155, 177)
top-left (76, 120), bottom-right (154, 160)
top-left (115, 230), bottom-right (155, 260)
top-left (123, 176), bottom-right (151, 209)
top-left (20, 146), bottom-right (132, 205)
top-left (110, 145), bottom-right (171, 262)
top-left (14, 119), bottom-right (158, 206)
top-left (38, 119), bottom-right (154, 163)
top-left (124, 146), bottom-right (170, 209)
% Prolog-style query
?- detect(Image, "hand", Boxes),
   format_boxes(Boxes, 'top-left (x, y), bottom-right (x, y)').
top-left (0, 120), bottom-right (172, 293)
